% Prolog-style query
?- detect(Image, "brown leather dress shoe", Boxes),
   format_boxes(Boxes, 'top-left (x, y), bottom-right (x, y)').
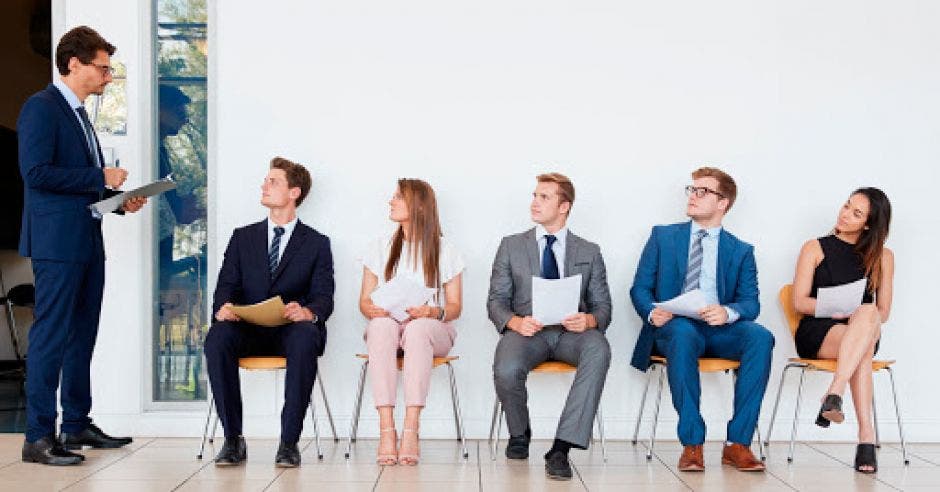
top-left (721, 443), bottom-right (765, 471)
top-left (678, 445), bottom-right (705, 471)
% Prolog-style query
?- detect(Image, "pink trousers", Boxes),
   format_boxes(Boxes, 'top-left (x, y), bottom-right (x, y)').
top-left (364, 317), bottom-right (456, 407)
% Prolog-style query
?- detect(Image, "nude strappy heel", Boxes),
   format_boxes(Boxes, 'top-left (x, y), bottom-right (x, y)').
top-left (399, 428), bottom-right (420, 466)
top-left (377, 428), bottom-right (398, 465)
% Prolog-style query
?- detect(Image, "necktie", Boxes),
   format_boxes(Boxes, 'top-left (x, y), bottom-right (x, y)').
top-left (682, 229), bottom-right (708, 293)
top-left (269, 226), bottom-right (285, 274)
top-left (75, 106), bottom-right (102, 168)
top-left (541, 234), bottom-right (560, 280)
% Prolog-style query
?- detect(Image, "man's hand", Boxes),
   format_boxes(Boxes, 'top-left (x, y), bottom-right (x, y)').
top-left (508, 315), bottom-right (543, 337)
top-left (103, 167), bottom-right (128, 189)
top-left (405, 305), bottom-right (434, 319)
top-left (215, 302), bottom-right (241, 322)
top-left (284, 301), bottom-right (315, 322)
top-left (121, 196), bottom-right (147, 213)
top-left (650, 307), bottom-right (674, 328)
top-left (699, 304), bottom-right (729, 326)
top-left (562, 313), bottom-right (595, 333)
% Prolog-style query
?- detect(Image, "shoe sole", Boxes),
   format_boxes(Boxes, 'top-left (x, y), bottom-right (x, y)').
top-left (546, 471), bottom-right (572, 481)
top-left (63, 442), bottom-right (131, 450)
top-left (22, 456), bottom-right (83, 466)
top-left (678, 465), bottom-right (705, 472)
top-left (275, 462), bottom-right (299, 468)
top-left (721, 459), bottom-right (765, 471)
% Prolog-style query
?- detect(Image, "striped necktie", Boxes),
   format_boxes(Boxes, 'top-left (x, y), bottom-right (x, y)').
top-left (682, 229), bottom-right (708, 293)
top-left (269, 226), bottom-right (285, 274)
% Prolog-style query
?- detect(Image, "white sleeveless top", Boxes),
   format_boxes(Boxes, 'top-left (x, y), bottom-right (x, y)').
top-left (361, 233), bottom-right (465, 307)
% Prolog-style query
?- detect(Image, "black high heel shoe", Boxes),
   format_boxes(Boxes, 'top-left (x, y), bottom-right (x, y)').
top-left (855, 443), bottom-right (877, 473)
top-left (815, 394), bottom-right (844, 428)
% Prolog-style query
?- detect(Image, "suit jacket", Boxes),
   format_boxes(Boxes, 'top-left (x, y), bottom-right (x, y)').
top-left (17, 84), bottom-right (121, 262)
top-left (629, 221), bottom-right (760, 370)
top-left (213, 219), bottom-right (335, 342)
top-left (487, 228), bottom-right (612, 334)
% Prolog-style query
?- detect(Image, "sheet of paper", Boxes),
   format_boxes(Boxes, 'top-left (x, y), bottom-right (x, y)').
top-left (229, 296), bottom-right (289, 327)
top-left (370, 276), bottom-right (438, 322)
top-left (653, 289), bottom-right (714, 320)
top-left (814, 278), bottom-right (867, 318)
top-left (532, 274), bottom-right (582, 326)
top-left (89, 176), bottom-right (177, 217)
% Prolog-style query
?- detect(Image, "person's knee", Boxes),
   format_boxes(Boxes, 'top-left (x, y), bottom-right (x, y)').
top-left (581, 332), bottom-right (611, 366)
top-left (402, 319), bottom-right (436, 348)
top-left (493, 359), bottom-right (526, 390)
top-left (283, 322), bottom-right (321, 356)
top-left (746, 323), bottom-right (775, 353)
top-left (658, 318), bottom-right (703, 354)
top-left (204, 321), bottom-right (238, 356)
top-left (365, 317), bottom-right (399, 343)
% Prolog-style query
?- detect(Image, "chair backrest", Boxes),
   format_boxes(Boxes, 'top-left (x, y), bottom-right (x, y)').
top-left (778, 284), bottom-right (803, 337)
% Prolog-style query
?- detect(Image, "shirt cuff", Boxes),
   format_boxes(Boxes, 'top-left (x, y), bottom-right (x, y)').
top-left (647, 311), bottom-right (655, 324)
top-left (724, 306), bottom-right (740, 324)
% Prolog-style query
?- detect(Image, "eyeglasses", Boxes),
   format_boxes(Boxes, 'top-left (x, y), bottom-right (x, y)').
top-left (685, 185), bottom-right (724, 199)
top-left (86, 62), bottom-right (115, 76)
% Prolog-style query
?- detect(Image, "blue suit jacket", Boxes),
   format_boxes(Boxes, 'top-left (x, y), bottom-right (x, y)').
top-left (17, 84), bottom-right (118, 263)
top-left (629, 221), bottom-right (760, 371)
top-left (212, 219), bottom-right (335, 345)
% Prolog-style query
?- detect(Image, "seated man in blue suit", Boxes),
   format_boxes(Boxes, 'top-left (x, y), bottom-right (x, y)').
top-left (204, 157), bottom-right (334, 468)
top-left (629, 167), bottom-right (773, 472)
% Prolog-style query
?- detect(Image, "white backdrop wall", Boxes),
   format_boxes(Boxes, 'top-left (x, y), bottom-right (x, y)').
top-left (57, 1), bottom-right (939, 442)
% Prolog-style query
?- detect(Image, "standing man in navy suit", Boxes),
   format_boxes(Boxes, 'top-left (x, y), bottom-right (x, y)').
top-left (629, 167), bottom-right (773, 472)
top-left (204, 157), bottom-right (334, 468)
top-left (18, 26), bottom-right (147, 466)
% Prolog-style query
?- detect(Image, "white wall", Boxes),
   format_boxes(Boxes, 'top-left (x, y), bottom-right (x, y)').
top-left (58, 0), bottom-right (940, 443)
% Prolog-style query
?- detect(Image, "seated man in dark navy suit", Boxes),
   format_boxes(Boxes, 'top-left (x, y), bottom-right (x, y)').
top-left (204, 157), bottom-right (334, 468)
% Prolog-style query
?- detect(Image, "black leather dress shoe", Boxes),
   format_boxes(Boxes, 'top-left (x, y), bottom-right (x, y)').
top-left (544, 450), bottom-right (573, 480)
top-left (60, 424), bottom-right (133, 450)
top-left (214, 437), bottom-right (247, 466)
top-left (275, 441), bottom-right (301, 468)
top-left (505, 428), bottom-right (531, 460)
top-left (23, 436), bottom-right (84, 466)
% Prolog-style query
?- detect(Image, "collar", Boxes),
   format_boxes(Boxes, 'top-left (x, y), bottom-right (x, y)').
top-left (536, 223), bottom-right (568, 244)
top-left (53, 78), bottom-right (83, 110)
top-left (690, 220), bottom-right (722, 239)
top-left (268, 216), bottom-right (298, 237)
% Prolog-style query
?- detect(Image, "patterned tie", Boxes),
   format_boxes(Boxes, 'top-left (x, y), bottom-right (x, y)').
top-left (541, 234), bottom-right (560, 280)
top-left (682, 229), bottom-right (708, 293)
top-left (75, 106), bottom-right (102, 168)
top-left (269, 226), bottom-right (285, 274)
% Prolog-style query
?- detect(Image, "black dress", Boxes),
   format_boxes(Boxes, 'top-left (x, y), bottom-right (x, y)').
top-left (794, 235), bottom-right (876, 359)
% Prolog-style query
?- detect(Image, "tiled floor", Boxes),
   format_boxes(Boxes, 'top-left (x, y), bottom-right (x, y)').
top-left (0, 436), bottom-right (936, 491)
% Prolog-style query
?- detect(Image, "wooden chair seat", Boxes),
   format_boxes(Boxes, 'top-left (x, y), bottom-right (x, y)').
top-left (788, 357), bottom-right (895, 373)
top-left (238, 356), bottom-right (287, 370)
top-left (649, 355), bottom-right (741, 373)
top-left (355, 353), bottom-right (459, 370)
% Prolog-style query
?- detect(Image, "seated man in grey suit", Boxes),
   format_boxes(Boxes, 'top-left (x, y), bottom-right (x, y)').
top-left (488, 172), bottom-right (612, 481)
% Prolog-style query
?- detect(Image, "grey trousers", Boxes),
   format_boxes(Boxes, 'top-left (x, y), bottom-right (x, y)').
top-left (492, 327), bottom-right (611, 449)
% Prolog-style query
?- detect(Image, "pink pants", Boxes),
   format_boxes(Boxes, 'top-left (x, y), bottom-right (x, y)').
top-left (364, 317), bottom-right (456, 407)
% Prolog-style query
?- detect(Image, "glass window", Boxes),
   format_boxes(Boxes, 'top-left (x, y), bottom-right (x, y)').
top-left (154, 0), bottom-right (208, 401)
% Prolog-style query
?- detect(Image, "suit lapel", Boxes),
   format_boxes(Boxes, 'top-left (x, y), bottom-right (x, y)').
top-left (272, 222), bottom-right (308, 282)
top-left (564, 230), bottom-right (579, 278)
top-left (525, 228), bottom-right (540, 276)
top-left (674, 221), bottom-right (692, 283)
top-left (717, 229), bottom-right (734, 301)
top-left (253, 220), bottom-right (272, 288)
top-left (47, 85), bottom-right (94, 166)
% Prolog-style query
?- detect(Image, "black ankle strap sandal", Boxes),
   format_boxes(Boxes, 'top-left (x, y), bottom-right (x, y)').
top-left (855, 443), bottom-right (877, 473)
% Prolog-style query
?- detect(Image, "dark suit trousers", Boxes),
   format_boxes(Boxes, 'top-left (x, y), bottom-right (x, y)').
top-left (653, 317), bottom-right (775, 446)
top-left (204, 320), bottom-right (325, 444)
top-left (26, 256), bottom-right (105, 442)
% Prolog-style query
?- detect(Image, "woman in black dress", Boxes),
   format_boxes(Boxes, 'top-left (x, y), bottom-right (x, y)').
top-left (791, 187), bottom-right (893, 474)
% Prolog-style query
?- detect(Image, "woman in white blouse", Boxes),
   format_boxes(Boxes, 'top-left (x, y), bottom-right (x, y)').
top-left (359, 179), bottom-right (464, 466)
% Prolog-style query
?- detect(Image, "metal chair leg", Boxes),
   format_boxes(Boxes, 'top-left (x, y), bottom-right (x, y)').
top-left (764, 363), bottom-right (797, 447)
top-left (311, 393), bottom-right (323, 460)
top-left (196, 394), bottom-right (215, 459)
top-left (490, 400), bottom-right (503, 460)
top-left (446, 363), bottom-right (470, 459)
top-left (318, 373), bottom-right (339, 442)
top-left (209, 413), bottom-right (220, 444)
top-left (787, 367), bottom-right (807, 463)
top-left (647, 365), bottom-right (666, 461)
top-left (595, 404), bottom-right (607, 462)
top-left (886, 367), bottom-right (909, 465)
top-left (344, 361), bottom-right (369, 459)
top-left (632, 364), bottom-right (654, 445)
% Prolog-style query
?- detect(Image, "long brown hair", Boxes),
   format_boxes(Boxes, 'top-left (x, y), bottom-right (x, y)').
top-left (384, 179), bottom-right (442, 289)
top-left (838, 187), bottom-right (891, 293)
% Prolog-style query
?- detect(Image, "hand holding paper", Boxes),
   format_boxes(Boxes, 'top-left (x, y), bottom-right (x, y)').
top-left (814, 278), bottom-right (867, 318)
top-left (370, 276), bottom-right (437, 322)
top-left (228, 296), bottom-right (289, 327)
top-left (653, 289), bottom-right (714, 321)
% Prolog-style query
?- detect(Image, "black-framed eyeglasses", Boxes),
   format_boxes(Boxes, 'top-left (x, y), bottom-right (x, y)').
top-left (685, 185), bottom-right (724, 199)
top-left (86, 62), bottom-right (115, 76)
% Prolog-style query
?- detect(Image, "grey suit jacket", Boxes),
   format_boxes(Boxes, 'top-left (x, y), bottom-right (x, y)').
top-left (487, 228), bottom-right (612, 334)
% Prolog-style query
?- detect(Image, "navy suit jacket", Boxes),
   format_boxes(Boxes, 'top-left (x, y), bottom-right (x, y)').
top-left (17, 84), bottom-right (121, 263)
top-left (629, 221), bottom-right (760, 371)
top-left (212, 219), bottom-right (335, 344)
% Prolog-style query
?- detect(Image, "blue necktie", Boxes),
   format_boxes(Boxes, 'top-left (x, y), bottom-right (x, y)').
top-left (269, 226), bottom-right (285, 274)
top-left (75, 106), bottom-right (101, 168)
top-left (541, 234), bottom-right (560, 280)
top-left (682, 229), bottom-right (708, 293)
